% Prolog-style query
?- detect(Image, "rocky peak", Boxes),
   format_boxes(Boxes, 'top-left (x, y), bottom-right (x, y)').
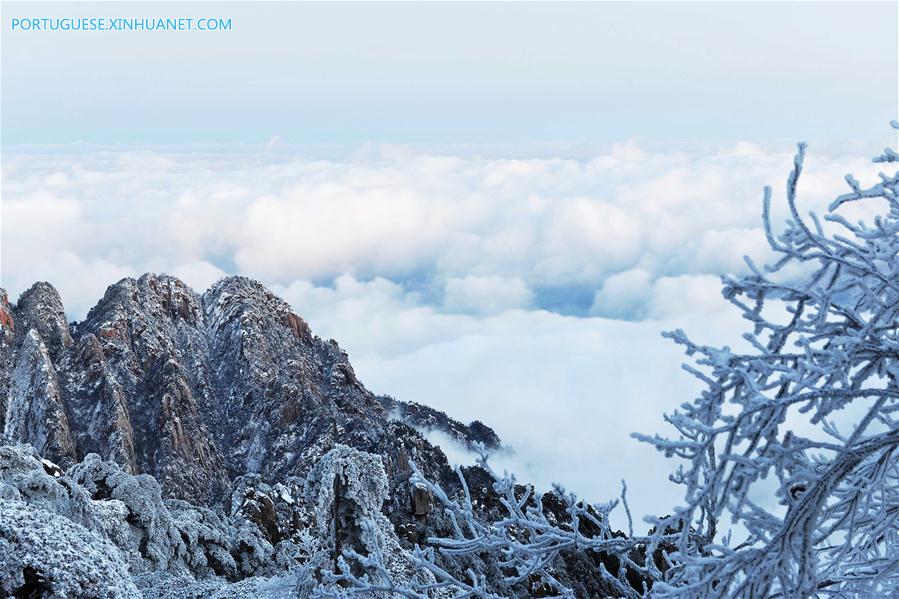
top-left (82, 273), bottom-right (204, 339)
top-left (381, 396), bottom-right (502, 451)
top-left (15, 282), bottom-right (72, 359)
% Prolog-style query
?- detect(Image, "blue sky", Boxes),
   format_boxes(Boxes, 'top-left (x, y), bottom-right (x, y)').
top-left (2, 1), bottom-right (898, 526)
top-left (2, 2), bottom-right (896, 147)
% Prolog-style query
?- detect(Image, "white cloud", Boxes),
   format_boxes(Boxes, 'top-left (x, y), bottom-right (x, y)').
top-left (170, 261), bottom-right (229, 295)
top-left (591, 269), bottom-right (653, 319)
top-left (647, 274), bottom-right (727, 320)
top-left (1, 142), bottom-right (880, 319)
top-left (443, 275), bottom-right (533, 315)
top-left (345, 299), bottom-right (749, 528)
top-left (2, 192), bottom-right (83, 264)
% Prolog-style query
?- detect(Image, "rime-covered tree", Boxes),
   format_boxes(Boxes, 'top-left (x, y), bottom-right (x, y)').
top-left (634, 122), bottom-right (899, 597)
top-left (325, 123), bottom-right (899, 598)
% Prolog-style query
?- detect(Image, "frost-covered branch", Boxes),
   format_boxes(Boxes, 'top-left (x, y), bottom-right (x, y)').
top-left (325, 446), bottom-right (681, 597)
top-left (635, 122), bottom-right (899, 598)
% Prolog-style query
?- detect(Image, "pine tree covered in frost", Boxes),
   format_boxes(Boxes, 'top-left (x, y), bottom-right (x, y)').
top-left (328, 124), bottom-right (899, 597)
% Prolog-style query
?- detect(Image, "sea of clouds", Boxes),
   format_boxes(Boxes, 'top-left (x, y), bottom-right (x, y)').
top-left (1, 140), bottom-right (888, 527)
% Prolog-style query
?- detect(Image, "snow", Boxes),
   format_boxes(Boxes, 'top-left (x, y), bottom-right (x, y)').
top-left (0, 498), bottom-right (139, 598)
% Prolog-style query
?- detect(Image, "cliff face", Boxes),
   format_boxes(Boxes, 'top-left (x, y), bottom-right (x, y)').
top-left (0, 274), bottom-right (493, 505)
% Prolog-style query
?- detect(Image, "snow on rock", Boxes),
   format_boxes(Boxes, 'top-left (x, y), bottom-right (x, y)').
top-left (0, 498), bottom-right (139, 598)
top-left (16, 282), bottom-right (74, 359)
top-left (0, 439), bottom-right (303, 595)
top-left (0, 438), bottom-right (441, 597)
top-left (68, 452), bottom-right (188, 571)
top-left (304, 444), bottom-right (438, 592)
top-left (0, 420), bottom-right (609, 596)
top-left (4, 329), bottom-right (76, 464)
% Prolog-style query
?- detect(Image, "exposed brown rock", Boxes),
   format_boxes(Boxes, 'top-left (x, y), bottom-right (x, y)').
top-left (285, 312), bottom-right (311, 342)
top-left (0, 306), bottom-right (13, 332)
top-left (242, 489), bottom-right (281, 544)
top-left (396, 445), bottom-right (410, 477)
top-left (411, 482), bottom-right (431, 517)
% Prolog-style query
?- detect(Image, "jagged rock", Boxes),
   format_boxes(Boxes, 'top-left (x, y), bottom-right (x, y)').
top-left (41, 457), bottom-right (64, 477)
top-left (245, 492), bottom-right (279, 542)
top-left (381, 396), bottom-right (502, 451)
top-left (285, 312), bottom-right (311, 343)
top-left (67, 332), bottom-right (138, 472)
top-left (16, 282), bottom-right (73, 359)
top-left (302, 445), bottom-right (441, 594)
top-left (76, 275), bottom-right (230, 503)
top-left (411, 482), bottom-right (431, 517)
top-left (0, 275), bottom-right (627, 596)
top-left (5, 329), bottom-right (76, 465)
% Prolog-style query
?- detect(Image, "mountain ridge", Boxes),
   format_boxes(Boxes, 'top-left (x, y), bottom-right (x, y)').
top-left (1, 273), bottom-right (498, 504)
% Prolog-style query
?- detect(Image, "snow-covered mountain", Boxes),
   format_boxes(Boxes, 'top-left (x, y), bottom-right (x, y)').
top-left (0, 275), bottom-right (630, 597)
